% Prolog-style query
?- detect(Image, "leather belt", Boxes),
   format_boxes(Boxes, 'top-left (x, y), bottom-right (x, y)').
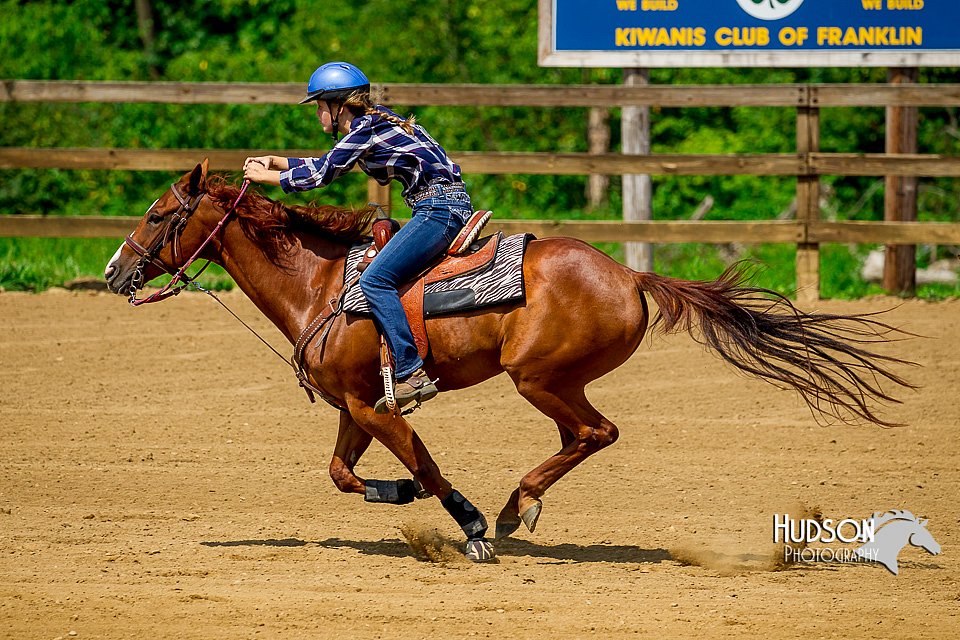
top-left (406, 182), bottom-right (467, 206)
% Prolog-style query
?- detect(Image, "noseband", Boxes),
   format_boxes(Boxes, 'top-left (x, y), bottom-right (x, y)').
top-left (125, 180), bottom-right (249, 305)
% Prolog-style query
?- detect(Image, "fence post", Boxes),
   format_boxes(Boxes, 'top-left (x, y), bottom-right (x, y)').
top-left (883, 67), bottom-right (919, 296)
top-left (795, 87), bottom-right (820, 305)
top-left (622, 68), bottom-right (653, 272)
top-left (587, 106), bottom-right (611, 209)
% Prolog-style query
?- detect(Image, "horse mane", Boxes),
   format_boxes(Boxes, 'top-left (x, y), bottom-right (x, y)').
top-left (205, 175), bottom-right (376, 259)
top-left (870, 510), bottom-right (917, 529)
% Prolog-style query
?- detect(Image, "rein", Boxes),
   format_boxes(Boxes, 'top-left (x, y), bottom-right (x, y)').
top-left (127, 180), bottom-right (250, 306)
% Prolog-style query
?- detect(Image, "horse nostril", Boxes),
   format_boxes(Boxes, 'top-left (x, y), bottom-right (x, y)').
top-left (105, 244), bottom-right (125, 281)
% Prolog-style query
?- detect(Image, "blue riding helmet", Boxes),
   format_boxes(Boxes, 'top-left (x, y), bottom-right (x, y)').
top-left (299, 62), bottom-right (370, 105)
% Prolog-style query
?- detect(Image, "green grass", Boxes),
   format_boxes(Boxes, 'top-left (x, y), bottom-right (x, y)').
top-left (819, 243), bottom-right (960, 300)
top-left (646, 242), bottom-right (958, 300)
top-left (1, 236), bottom-right (957, 300)
top-left (0, 237), bottom-right (235, 292)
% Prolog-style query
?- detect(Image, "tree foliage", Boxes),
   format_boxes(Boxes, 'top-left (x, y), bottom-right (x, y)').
top-left (1, 0), bottom-right (958, 293)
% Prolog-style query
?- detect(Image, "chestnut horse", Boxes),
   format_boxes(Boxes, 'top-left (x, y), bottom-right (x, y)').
top-left (105, 161), bottom-right (914, 561)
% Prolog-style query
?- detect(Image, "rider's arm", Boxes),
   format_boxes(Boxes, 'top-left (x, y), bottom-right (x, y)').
top-left (279, 118), bottom-right (373, 193)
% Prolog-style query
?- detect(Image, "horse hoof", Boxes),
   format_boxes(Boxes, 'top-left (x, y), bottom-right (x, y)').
top-left (495, 515), bottom-right (522, 540)
top-left (520, 500), bottom-right (542, 533)
top-left (465, 538), bottom-right (497, 563)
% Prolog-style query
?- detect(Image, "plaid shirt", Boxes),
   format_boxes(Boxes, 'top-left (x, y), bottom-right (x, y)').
top-left (279, 107), bottom-right (463, 203)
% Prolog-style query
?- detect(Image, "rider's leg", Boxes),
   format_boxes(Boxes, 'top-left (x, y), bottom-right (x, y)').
top-left (359, 200), bottom-right (466, 409)
top-left (359, 212), bottom-right (451, 377)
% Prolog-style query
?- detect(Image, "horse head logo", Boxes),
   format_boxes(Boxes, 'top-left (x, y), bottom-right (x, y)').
top-left (855, 510), bottom-right (940, 575)
top-left (735, 0), bottom-right (804, 21)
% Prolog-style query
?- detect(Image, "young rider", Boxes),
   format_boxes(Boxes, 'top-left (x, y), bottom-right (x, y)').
top-left (242, 62), bottom-right (473, 413)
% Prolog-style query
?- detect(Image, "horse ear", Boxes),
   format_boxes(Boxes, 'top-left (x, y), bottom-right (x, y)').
top-left (187, 159), bottom-right (209, 196)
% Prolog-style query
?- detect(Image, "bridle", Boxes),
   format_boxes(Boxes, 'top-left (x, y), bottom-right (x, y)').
top-left (124, 180), bottom-right (249, 306)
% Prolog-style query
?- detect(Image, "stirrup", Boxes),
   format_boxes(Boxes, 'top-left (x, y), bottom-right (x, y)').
top-left (376, 389), bottom-right (434, 415)
top-left (379, 365), bottom-right (397, 414)
top-left (375, 336), bottom-right (398, 414)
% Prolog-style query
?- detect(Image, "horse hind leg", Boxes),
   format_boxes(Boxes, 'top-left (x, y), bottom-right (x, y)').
top-left (495, 383), bottom-right (619, 539)
top-left (496, 420), bottom-right (576, 538)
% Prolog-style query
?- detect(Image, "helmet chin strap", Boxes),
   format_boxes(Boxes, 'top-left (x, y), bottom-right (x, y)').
top-left (329, 101), bottom-right (343, 142)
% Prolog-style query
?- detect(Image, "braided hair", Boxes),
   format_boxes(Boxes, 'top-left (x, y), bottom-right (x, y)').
top-left (343, 90), bottom-right (417, 134)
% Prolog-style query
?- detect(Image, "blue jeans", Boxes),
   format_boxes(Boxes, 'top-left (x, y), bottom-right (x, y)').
top-left (358, 192), bottom-right (471, 380)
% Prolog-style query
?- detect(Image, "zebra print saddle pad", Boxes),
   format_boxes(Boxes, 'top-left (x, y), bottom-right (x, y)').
top-left (343, 231), bottom-right (534, 318)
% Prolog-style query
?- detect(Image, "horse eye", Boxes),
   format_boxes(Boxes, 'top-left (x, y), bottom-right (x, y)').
top-left (147, 212), bottom-right (165, 225)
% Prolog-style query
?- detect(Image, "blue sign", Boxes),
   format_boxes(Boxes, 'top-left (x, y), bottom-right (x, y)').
top-left (541, 0), bottom-right (960, 67)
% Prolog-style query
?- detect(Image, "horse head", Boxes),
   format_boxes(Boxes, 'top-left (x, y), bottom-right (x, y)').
top-left (908, 519), bottom-right (941, 556)
top-left (856, 510), bottom-right (940, 575)
top-left (104, 159), bottom-right (220, 298)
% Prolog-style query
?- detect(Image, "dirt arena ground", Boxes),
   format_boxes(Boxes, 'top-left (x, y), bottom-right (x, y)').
top-left (1, 289), bottom-right (958, 639)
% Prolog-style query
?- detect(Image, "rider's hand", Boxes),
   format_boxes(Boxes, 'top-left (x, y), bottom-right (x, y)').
top-left (243, 162), bottom-right (281, 186)
top-left (243, 156), bottom-right (273, 171)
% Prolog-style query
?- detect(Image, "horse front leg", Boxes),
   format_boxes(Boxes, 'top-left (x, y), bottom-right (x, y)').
top-left (346, 398), bottom-right (496, 562)
top-left (328, 410), bottom-right (372, 495)
top-left (330, 410), bottom-right (432, 504)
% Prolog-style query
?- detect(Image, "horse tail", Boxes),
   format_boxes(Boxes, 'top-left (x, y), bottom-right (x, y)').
top-left (632, 262), bottom-right (917, 427)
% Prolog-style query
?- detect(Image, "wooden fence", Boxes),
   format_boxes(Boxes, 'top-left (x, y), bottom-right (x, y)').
top-left (2, 80), bottom-right (960, 300)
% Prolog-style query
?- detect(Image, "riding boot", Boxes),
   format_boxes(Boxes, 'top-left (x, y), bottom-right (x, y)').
top-left (374, 368), bottom-right (438, 414)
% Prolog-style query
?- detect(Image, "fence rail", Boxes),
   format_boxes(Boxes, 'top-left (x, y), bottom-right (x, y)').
top-left (3, 80), bottom-right (960, 299)
top-left (4, 147), bottom-right (960, 178)
top-left (4, 80), bottom-right (960, 107)
top-left (5, 215), bottom-right (960, 246)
